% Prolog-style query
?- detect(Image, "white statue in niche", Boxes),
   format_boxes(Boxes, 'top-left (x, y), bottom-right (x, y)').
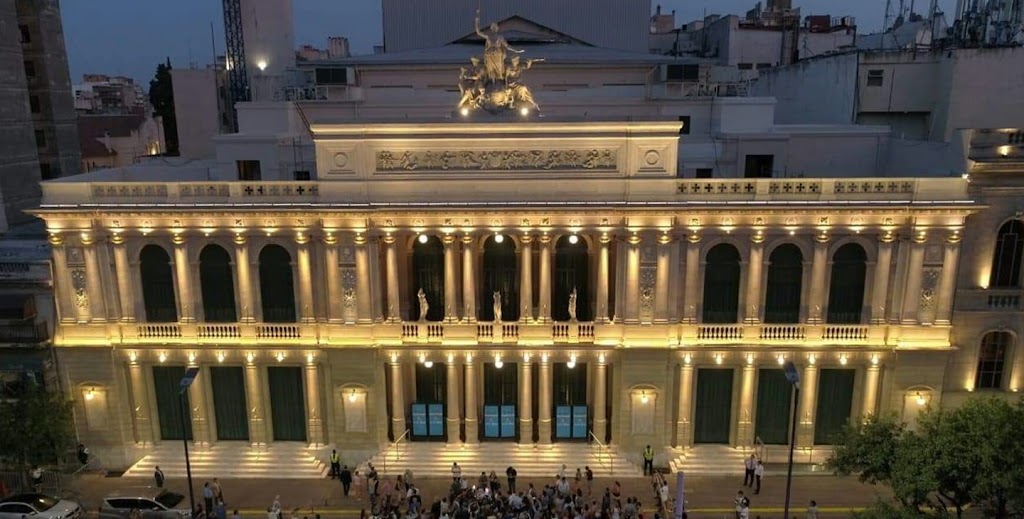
top-left (493, 291), bottom-right (502, 323)
top-left (568, 287), bottom-right (578, 322)
top-left (417, 288), bottom-right (429, 322)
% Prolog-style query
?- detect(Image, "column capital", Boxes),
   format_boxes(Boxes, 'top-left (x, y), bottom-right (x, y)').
top-left (627, 232), bottom-right (642, 245)
top-left (657, 232), bottom-right (673, 245)
top-left (878, 229), bottom-right (896, 244)
top-left (750, 230), bottom-right (765, 244)
top-left (322, 232), bottom-right (339, 246)
top-left (538, 234), bottom-right (553, 245)
top-left (814, 230), bottom-right (830, 244)
top-left (80, 233), bottom-right (95, 246)
top-left (686, 233), bottom-right (701, 244)
top-left (912, 228), bottom-right (928, 244)
top-left (600, 232), bottom-right (613, 245)
top-left (353, 232), bottom-right (368, 245)
top-left (945, 229), bottom-right (962, 244)
top-left (381, 232), bottom-right (397, 245)
top-left (110, 232), bottom-right (125, 246)
top-left (171, 233), bottom-right (186, 246)
top-left (442, 234), bottom-right (457, 246)
top-left (520, 233), bottom-right (534, 244)
top-left (461, 234), bottom-right (475, 245)
top-left (295, 231), bottom-right (310, 245)
top-left (48, 233), bottom-right (64, 246)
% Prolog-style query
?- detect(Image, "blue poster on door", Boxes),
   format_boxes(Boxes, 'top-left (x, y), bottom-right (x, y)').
top-left (411, 404), bottom-right (427, 437)
top-left (500, 405), bottom-right (516, 437)
top-left (555, 406), bottom-right (572, 438)
top-left (484, 405), bottom-right (500, 437)
top-left (428, 404), bottom-right (445, 436)
top-left (572, 405), bottom-right (588, 438)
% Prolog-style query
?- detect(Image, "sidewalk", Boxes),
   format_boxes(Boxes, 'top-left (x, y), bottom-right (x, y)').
top-left (67, 473), bottom-right (892, 518)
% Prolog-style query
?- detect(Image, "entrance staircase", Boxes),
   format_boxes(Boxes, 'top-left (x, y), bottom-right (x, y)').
top-left (123, 442), bottom-right (329, 479)
top-left (667, 445), bottom-right (752, 477)
top-left (361, 442), bottom-right (640, 477)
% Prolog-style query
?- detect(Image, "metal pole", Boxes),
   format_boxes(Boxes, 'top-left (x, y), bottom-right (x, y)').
top-left (179, 391), bottom-right (196, 517)
top-left (783, 384), bottom-right (800, 519)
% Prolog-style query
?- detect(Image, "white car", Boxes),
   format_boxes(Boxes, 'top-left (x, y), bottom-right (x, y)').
top-left (0, 494), bottom-right (82, 519)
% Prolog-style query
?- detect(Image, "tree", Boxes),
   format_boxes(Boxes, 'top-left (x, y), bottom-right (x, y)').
top-left (0, 384), bottom-right (76, 469)
top-left (149, 58), bottom-right (179, 155)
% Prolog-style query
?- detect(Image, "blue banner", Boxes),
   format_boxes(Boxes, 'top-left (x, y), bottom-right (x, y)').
top-left (483, 405), bottom-right (500, 437)
top-left (428, 404), bottom-right (445, 436)
top-left (572, 406), bottom-right (588, 438)
top-left (411, 404), bottom-right (428, 437)
top-left (555, 406), bottom-right (572, 438)
top-left (500, 405), bottom-right (516, 437)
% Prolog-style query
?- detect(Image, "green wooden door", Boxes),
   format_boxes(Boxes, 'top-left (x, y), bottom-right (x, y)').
top-left (814, 369), bottom-right (856, 445)
top-left (694, 368), bottom-right (733, 444)
top-left (754, 369), bottom-right (792, 445)
top-left (152, 366), bottom-right (192, 440)
top-left (267, 366), bottom-right (307, 441)
top-left (209, 366), bottom-right (249, 441)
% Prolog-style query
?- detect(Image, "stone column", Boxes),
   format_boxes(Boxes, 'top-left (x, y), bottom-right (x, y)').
top-left (935, 231), bottom-right (962, 325)
top-left (81, 234), bottom-right (108, 322)
top-left (447, 358), bottom-right (461, 444)
top-left (127, 358), bottom-right (154, 443)
top-left (111, 233), bottom-right (135, 322)
top-left (519, 234), bottom-right (534, 322)
top-left (519, 356), bottom-right (533, 444)
top-left (538, 235), bottom-right (553, 323)
top-left (49, 234), bottom-right (76, 323)
top-left (654, 234), bottom-right (672, 323)
top-left (796, 359), bottom-right (819, 448)
top-left (901, 231), bottom-right (927, 325)
top-left (462, 235), bottom-right (477, 322)
top-left (305, 359), bottom-right (324, 445)
top-left (443, 234), bottom-right (459, 323)
top-left (596, 233), bottom-right (611, 323)
top-left (244, 358), bottom-right (267, 444)
top-left (172, 234), bottom-right (194, 322)
top-left (683, 235), bottom-right (701, 323)
top-left (234, 235), bottom-right (255, 322)
top-left (295, 233), bottom-right (315, 323)
top-left (737, 361), bottom-right (756, 446)
top-left (675, 361), bottom-right (694, 447)
top-left (354, 233), bottom-right (373, 324)
top-left (537, 355), bottom-right (552, 444)
top-left (592, 354), bottom-right (608, 441)
top-left (744, 233), bottom-right (765, 323)
top-left (389, 356), bottom-right (407, 436)
top-left (323, 234), bottom-right (343, 323)
top-left (806, 232), bottom-right (830, 324)
top-left (861, 361), bottom-right (881, 420)
top-left (624, 233), bottom-right (641, 324)
top-left (870, 231), bottom-right (895, 324)
top-left (384, 234), bottom-right (401, 322)
top-left (464, 354), bottom-right (479, 444)
top-left (187, 357), bottom-right (210, 444)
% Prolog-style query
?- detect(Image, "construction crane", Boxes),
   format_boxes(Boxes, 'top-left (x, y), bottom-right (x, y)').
top-left (222, 0), bottom-right (249, 132)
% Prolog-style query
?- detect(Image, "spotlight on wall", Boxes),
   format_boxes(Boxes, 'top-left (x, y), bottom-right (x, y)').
top-left (683, 353), bottom-right (691, 365)
top-left (640, 391), bottom-right (649, 404)
top-left (348, 389), bottom-right (358, 403)
top-left (257, 60), bottom-right (267, 71)
top-left (494, 355), bottom-right (503, 369)
top-left (519, 106), bottom-right (529, 116)
top-left (915, 392), bottom-right (927, 406)
top-left (494, 233), bottom-right (505, 244)
top-left (566, 355), bottom-right (577, 369)
top-left (85, 388), bottom-right (95, 401)
top-left (870, 354), bottom-right (879, 366)
top-left (217, 352), bottom-right (226, 363)
top-left (568, 234), bottom-right (579, 245)
top-left (714, 353), bottom-right (723, 365)
top-left (276, 352), bottom-right (285, 362)
top-left (460, 107), bottom-right (470, 117)
top-left (158, 352), bottom-right (167, 363)
top-left (418, 234), bottom-right (429, 244)
top-left (777, 354), bottom-right (785, 365)
top-left (424, 359), bottom-right (434, 368)
top-left (839, 354), bottom-right (848, 366)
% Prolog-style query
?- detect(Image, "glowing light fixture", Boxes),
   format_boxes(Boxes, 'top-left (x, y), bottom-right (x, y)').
top-left (870, 354), bottom-right (879, 366)
top-left (158, 352), bottom-right (167, 363)
top-left (257, 60), bottom-right (267, 71)
top-left (746, 354), bottom-right (754, 366)
top-left (494, 233), bottom-right (505, 244)
top-left (276, 352), bottom-right (285, 362)
top-left (418, 234), bottom-right (429, 244)
top-left (217, 352), bottom-right (226, 363)
top-left (777, 354), bottom-right (785, 365)
top-left (640, 391), bottom-right (649, 404)
top-left (714, 353), bottom-right (723, 365)
top-left (567, 355), bottom-right (577, 369)
top-left (85, 388), bottom-right (95, 401)
top-left (683, 353), bottom-right (691, 365)
top-left (460, 107), bottom-right (470, 117)
top-left (424, 360), bottom-right (434, 368)
top-left (568, 234), bottom-right (579, 245)
top-left (348, 389), bottom-right (358, 403)
top-left (519, 106), bottom-right (529, 116)
top-left (494, 355), bottom-right (503, 369)
top-left (839, 354), bottom-right (848, 366)
top-left (247, 352), bottom-right (255, 364)
top-left (307, 353), bottom-right (315, 364)
top-left (808, 353), bottom-right (816, 365)
top-left (915, 392), bottom-right (927, 406)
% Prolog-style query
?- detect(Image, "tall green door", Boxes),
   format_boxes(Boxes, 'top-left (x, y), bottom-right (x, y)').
top-left (754, 369), bottom-right (792, 445)
top-left (694, 368), bottom-right (733, 444)
top-left (209, 366), bottom-right (249, 441)
top-left (267, 366), bottom-right (307, 441)
top-left (152, 366), bottom-right (192, 440)
top-left (814, 369), bottom-right (855, 445)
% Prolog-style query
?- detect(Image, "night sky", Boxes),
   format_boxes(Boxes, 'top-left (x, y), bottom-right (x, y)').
top-left (61, 0), bottom-right (956, 85)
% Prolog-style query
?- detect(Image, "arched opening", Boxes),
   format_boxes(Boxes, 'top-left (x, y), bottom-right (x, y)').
top-left (763, 244), bottom-right (803, 323)
top-left (479, 235), bottom-right (518, 321)
top-left (139, 245), bottom-right (177, 322)
top-left (199, 245), bottom-right (237, 322)
top-left (976, 331), bottom-right (1012, 390)
top-left (258, 245), bottom-right (296, 322)
top-left (702, 243), bottom-right (741, 323)
top-left (554, 236), bottom-right (590, 322)
top-left (411, 236), bottom-right (444, 322)
top-left (991, 220), bottom-right (1024, 288)
top-left (826, 243), bottom-right (867, 324)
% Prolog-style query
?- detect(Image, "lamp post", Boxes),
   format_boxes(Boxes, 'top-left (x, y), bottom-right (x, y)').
top-left (179, 367), bottom-right (200, 518)
top-left (782, 361), bottom-right (801, 519)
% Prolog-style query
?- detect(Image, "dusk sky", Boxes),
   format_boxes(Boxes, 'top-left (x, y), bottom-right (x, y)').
top-left (61, 0), bottom-right (956, 85)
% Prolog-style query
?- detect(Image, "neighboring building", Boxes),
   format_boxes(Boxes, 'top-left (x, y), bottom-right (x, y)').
top-left (0, 231), bottom-right (56, 397)
top-left (74, 74), bottom-right (147, 114)
top-left (78, 112), bottom-right (166, 172)
top-left (170, 66), bottom-right (232, 159)
top-left (0, 0), bottom-right (80, 230)
top-left (296, 37), bottom-right (350, 62)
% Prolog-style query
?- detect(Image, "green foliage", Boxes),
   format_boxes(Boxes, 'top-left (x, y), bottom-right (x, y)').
top-left (828, 413), bottom-right (905, 485)
top-left (148, 58), bottom-right (179, 155)
top-left (852, 500), bottom-right (954, 519)
top-left (0, 384), bottom-right (76, 468)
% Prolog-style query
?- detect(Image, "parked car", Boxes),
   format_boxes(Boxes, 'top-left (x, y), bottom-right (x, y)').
top-left (99, 488), bottom-right (189, 519)
top-left (0, 494), bottom-right (82, 519)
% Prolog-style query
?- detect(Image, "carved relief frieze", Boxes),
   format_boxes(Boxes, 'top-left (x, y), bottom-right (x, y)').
top-left (71, 269), bottom-right (88, 309)
top-left (66, 247), bottom-right (84, 266)
top-left (375, 149), bottom-right (617, 173)
top-left (340, 267), bottom-right (357, 321)
top-left (919, 267), bottom-right (941, 313)
top-left (639, 265), bottom-right (657, 321)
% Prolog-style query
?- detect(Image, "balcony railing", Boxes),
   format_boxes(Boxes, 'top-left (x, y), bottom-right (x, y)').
top-left (0, 321), bottom-right (49, 344)
top-left (955, 288), bottom-right (1024, 312)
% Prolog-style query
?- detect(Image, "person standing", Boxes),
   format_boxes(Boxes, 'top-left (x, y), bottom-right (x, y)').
top-left (76, 444), bottom-right (89, 466)
top-left (329, 450), bottom-right (340, 479)
top-left (743, 455), bottom-right (756, 487)
top-left (153, 466), bottom-right (165, 488)
top-left (754, 461), bottom-right (764, 495)
top-left (212, 478), bottom-right (224, 504)
top-left (584, 466), bottom-right (594, 495)
top-left (202, 482), bottom-right (214, 516)
top-left (806, 500), bottom-right (819, 519)
top-left (213, 500), bottom-right (227, 519)
top-left (340, 465), bottom-right (353, 496)
top-left (734, 491), bottom-right (746, 519)
top-left (451, 462), bottom-right (462, 483)
top-left (30, 466), bottom-right (43, 492)
top-left (642, 445), bottom-right (654, 476)
top-left (506, 466), bottom-right (517, 494)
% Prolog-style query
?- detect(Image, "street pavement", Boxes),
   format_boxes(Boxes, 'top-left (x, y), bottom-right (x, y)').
top-left (67, 473), bottom-right (895, 518)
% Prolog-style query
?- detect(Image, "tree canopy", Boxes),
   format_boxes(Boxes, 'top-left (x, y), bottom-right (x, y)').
top-left (0, 384), bottom-right (76, 468)
top-left (148, 58), bottom-right (179, 155)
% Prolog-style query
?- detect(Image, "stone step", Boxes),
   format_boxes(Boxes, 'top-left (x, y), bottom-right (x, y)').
top-left (124, 443), bottom-right (328, 479)
top-left (360, 444), bottom-right (640, 478)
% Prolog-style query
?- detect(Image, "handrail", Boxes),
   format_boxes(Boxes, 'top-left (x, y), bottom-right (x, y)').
top-left (382, 429), bottom-right (410, 474)
top-left (589, 431), bottom-right (613, 476)
top-left (754, 436), bottom-right (767, 464)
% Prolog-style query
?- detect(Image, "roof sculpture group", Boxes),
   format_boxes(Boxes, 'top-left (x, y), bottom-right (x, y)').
top-left (458, 10), bottom-right (542, 115)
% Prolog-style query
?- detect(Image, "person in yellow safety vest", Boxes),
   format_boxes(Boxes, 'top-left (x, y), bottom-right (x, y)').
top-left (643, 445), bottom-right (655, 476)
top-left (330, 449), bottom-right (341, 479)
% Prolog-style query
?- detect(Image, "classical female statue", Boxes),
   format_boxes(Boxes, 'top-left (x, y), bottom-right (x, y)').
top-left (417, 288), bottom-right (429, 322)
top-left (493, 291), bottom-right (503, 323)
top-left (568, 287), bottom-right (578, 322)
top-left (474, 9), bottom-right (523, 83)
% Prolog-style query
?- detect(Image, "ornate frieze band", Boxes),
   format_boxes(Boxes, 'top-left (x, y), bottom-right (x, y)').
top-left (376, 149), bottom-right (618, 173)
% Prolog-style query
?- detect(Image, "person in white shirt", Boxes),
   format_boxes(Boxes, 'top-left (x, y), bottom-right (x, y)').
top-left (754, 461), bottom-right (765, 495)
top-left (743, 455), bottom-right (756, 487)
top-left (807, 500), bottom-right (820, 519)
top-left (452, 462), bottom-right (462, 482)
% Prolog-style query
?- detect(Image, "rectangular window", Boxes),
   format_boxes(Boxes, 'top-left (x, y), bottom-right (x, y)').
top-left (19, 24), bottom-right (30, 44)
top-left (867, 69), bottom-right (884, 87)
top-left (695, 168), bottom-right (714, 178)
top-left (29, 95), bottom-right (40, 113)
top-left (976, 333), bottom-right (1009, 390)
top-left (293, 170), bottom-right (311, 181)
top-left (236, 160), bottom-right (261, 181)
top-left (34, 129), bottom-right (45, 148)
top-left (756, 63), bottom-right (773, 70)
top-left (678, 115), bottom-right (691, 135)
top-left (314, 67), bottom-right (348, 85)
top-left (744, 155), bottom-right (774, 178)
top-left (24, 60), bottom-right (35, 78)
top-left (665, 64), bottom-right (699, 81)
top-left (738, 63), bottom-right (754, 70)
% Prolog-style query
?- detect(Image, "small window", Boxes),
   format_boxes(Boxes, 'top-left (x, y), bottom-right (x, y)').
top-left (695, 168), bottom-right (713, 179)
top-left (738, 63), bottom-right (754, 70)
top-left (756, 63), bottom-right (773, 69)
top-left (19, 24), bottom-right (30, 44)
top-left (678, 115), bottom-right (691, 135)
top-left (665, 64), bottom-right (699, 81)
top-left (293, 170), bottom-right (311, 181)
top-left (744, 154), bottom-right (774, 178)
top-left (236, 160), bottom-right (261, 181)
top-left (39, 163), bottom-right (54, 179)
top-left (314, 67), bottom-right (348, 85)
top-left (34, 129), bottom-right (46, 148)
top-left (24, 60), bottom-right (35, 78)
top-left (867, 69), bottom-right (884, 87)
top-left (29, 95), bottom-right (40, 113)
top-left (976, 331), bottom-right (1012, 390)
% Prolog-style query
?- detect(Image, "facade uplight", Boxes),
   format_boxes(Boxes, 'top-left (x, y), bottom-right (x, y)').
top-left (460, 107), bottom-right (470, 117)
top-left (567, 355), bottom-right (577, 369)
top-left (257, 60), bottom-right (268, 71)
top-left (348, 389), bottom-right (358, 403)
top-left (418, 234), bottom-right (429, 244)
top-left (519, 107), bottom-right (529, 116)
top-left (494, 355), bottom-right (503, 369)
top-left (494, 233), bottom-right (504, 244)
top-left (640, 391), bottom-right (649, 404)
top-left (568, 234), bottom-right (579, 245)
top-left (915, 392), bottom-right (927, 406)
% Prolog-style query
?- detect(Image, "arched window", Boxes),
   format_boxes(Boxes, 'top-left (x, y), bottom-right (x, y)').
top-left (991, 220), bottom-right (1024, 288)
top-left (554, 236), bottom-right (590, 322)
top-left (412, 236), bottom-right (444, 322)
top-left (258, 245), bottom-right (296, 323)
top-left (139, 245), bottom-right (177, 322)
top-left (480, 235), bottom-right (518, 321)
top-left (976, 331), bottom-right (1012, 390)
top-left (702, 244), bottom-right (741, 323)
top-left (763, 244), bottom-right (803, 323)
top-left (199, 245), bottom-right (237, 322)
top-left (826, 243), bottom-right (867, 324)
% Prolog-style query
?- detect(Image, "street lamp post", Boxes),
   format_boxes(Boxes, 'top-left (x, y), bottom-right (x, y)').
top-left (179, 367), bottom-right (200, 517)
top-left (782, 361), bottom-right (801, 519)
